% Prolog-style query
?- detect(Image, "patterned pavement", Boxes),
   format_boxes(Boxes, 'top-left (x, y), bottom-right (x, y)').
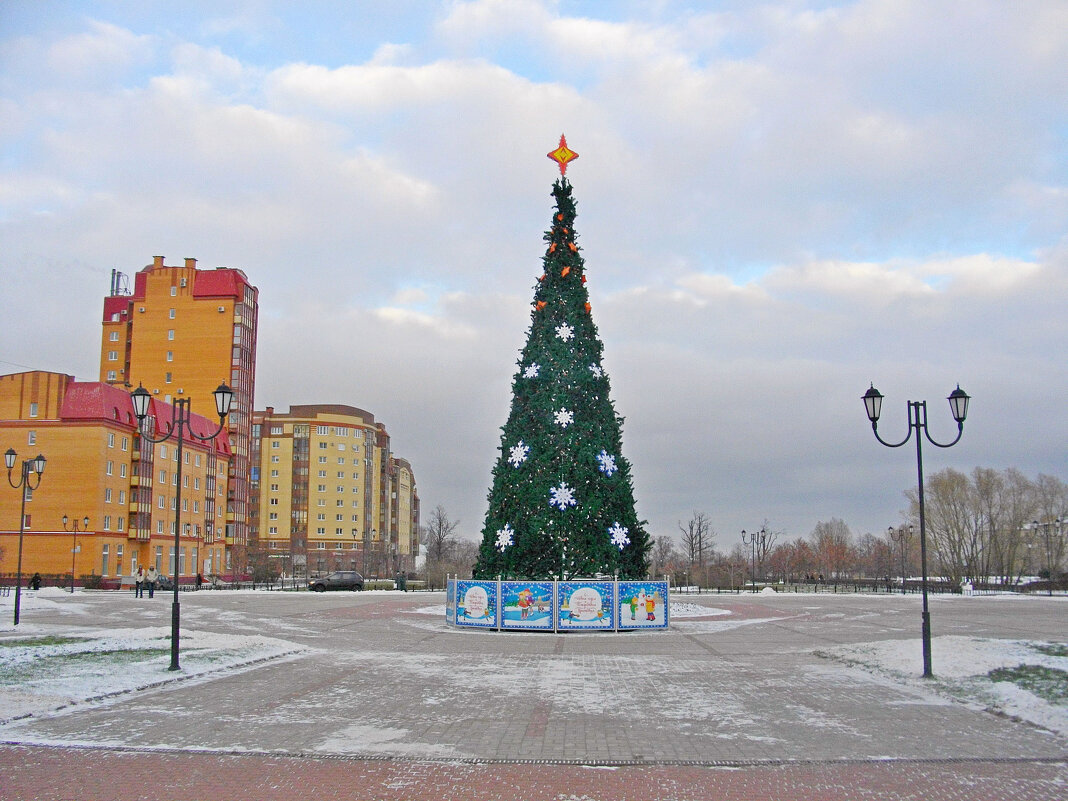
top-left (1, 590), bottom-right (1066, 800)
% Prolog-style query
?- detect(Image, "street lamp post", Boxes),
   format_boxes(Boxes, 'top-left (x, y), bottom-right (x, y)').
top-left (130, 382), bottom-right (233, 671)
top-left (5, 449), bottom-right (47, 625)
top-left (863, 383), bottom-right (970, 678)
top-left (1030, 518), bottom-right (1064, 597)
top-left (888, 524), bottom-right (913, 596)
top-left (741, 527), bottom-right (766, 592)
top-left (62, 515), bottom-right (90, 594)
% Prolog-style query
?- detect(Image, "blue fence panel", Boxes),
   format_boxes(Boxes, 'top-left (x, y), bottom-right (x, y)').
top-left (556, 581), bottom-right (615, 630)
top-left (454, 580), bottom-right (499, 628)
top-left (500, 581), bottom-right (555, 630)
top-left (618, 581), bottom-right (669, 629)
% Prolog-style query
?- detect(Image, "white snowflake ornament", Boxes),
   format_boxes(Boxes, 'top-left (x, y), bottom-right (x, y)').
top-left (555, 323), bottom-right (574, 342)
top-left (523, 363), bottom-right (540, 379)
top-left (496, 524), bottom-right (515, 552)
top-left (608, 522), bottom-right (631, 550)
top-left (554, 408), bottom-right (574, 428)
top-left (507, 441), bottom-right (530, 468)
top-left (549, 482), bottom-right (577, 510)
top-left (597, 449), bottom-right (618, 476)
top-left (588, 364), bottom-right (603, 378)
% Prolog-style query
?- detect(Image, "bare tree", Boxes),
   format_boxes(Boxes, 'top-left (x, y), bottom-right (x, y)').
top-left (810, 518), bottom-right (853, 580)
top-left (678, 511), bottom-right (715, 567)
top-left (648, 535), bottom-right (681, 580)
top-left (423, 505), bottom-right (460, 589)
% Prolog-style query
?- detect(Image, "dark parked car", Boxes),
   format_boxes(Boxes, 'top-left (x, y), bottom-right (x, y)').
top-left (308, 571), bottom-right (364, 592)
top-left (155, 575), bottom-right (174, 591)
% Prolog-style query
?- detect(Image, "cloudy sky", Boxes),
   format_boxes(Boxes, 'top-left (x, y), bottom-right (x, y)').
top-left (2, 0), bottom-right (1066, 551)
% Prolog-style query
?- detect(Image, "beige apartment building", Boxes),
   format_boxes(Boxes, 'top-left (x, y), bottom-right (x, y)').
top-left (250, 405), bottom-right (419, 579)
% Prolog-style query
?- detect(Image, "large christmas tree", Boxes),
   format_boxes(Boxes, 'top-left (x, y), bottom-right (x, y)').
top-left (474, 137), bottom-right (650, 580)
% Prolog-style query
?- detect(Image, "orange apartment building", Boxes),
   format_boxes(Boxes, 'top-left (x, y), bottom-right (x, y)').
top-left (249, 405), bottom-right (420, 579)
top-left (100, 256), bottom-right (258, 562)
top-left (0, 371), bottom-right (231, 586)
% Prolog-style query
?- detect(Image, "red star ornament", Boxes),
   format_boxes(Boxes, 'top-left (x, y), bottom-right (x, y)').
top-left (547, 134), bottom-right (579, 175)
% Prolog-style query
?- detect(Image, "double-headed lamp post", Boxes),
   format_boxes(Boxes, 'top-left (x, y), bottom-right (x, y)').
top-left (863, 383), bottom-right (970, 678)
top-left (740, 527), bottom-right (766, 592)
top-left (131, 382), bottom-right (233, 671)
top-left (5, 448), bottom-right (47, 626)
top-left (888, 524), bottom-right (913, 596)
top-left (62, 515), bottom-right (90, 594)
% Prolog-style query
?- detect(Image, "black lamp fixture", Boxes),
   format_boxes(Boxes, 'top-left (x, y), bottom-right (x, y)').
top-left (62, 514), bottom-right (90, 594)
top-left (863, 383), bottom-right (970, 678)
top-left (5, 447), bottom-right (47, 625)
top-left (130, 382), bottom-right (233, 670)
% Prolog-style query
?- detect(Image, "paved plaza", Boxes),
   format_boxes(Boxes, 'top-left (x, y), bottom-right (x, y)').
top-left (2, 589), bottom-right (1066, 799)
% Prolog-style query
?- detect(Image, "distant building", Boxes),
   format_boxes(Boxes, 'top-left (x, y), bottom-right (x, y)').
top-left (0, 371), bottom-right (232, 584)
top-left (99, 256), bottom-right (258, 556)
top-left (250, 405), bottom-right (419, 579)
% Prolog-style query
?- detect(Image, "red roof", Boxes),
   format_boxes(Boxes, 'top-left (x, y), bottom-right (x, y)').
top-left (194, 269), bottom-right (253, 299)
top-left (59, 381), bottom-right (232, 455)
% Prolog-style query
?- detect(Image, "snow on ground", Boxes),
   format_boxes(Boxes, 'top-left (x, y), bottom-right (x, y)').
top-left (0, 597), bottom-right (310, 722)
top-left (818, 636), bottom-right (1068, 736)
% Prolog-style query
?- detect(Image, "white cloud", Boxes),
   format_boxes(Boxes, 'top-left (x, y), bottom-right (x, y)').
top-left (1, 2), bottom-right (1066, 549)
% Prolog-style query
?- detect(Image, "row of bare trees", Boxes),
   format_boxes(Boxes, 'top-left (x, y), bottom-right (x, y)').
top-left (652, 468), bottom-right (1066, 589)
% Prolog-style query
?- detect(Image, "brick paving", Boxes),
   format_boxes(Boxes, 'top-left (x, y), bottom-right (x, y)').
top-left (3, 745), bottom-right (1067, 800)
top-left (1, 590), bottom-right (1066, 799)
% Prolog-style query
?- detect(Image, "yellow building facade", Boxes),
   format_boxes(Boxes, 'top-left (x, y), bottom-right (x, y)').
top-left (250, 405), bottom-right (419, 579)
top-left (0, 371), bottom-right (231, 586)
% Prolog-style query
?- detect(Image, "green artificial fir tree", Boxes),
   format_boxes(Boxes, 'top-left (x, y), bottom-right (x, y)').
top-left (475, 137), bottom-right (649, 580)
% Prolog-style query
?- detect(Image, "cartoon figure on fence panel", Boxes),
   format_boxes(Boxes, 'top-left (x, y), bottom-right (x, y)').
top-left (501, 581), bottom-right (553, 629)
top-left (618, 582), bottom-right (669, 629)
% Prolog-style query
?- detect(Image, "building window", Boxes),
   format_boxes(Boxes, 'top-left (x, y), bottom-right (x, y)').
top-left (29, 402), bottom-right (39, 418)
top-left (107, 370), bottom-right (117, 381)
top-left (317, 513), bottom-right (326, 521)
top-left (317, 484), bottom-right (326, 492)
top-left (101, 544), bottom-right (110, 576)
top-left (120, 464), bottom-right (127, 478)
top-left (158, 496), bottom-right (165, 509)
top-left (337, 444), bottom-right (346, 451)
top-left (271, 426), bottom-right (283, 435)
top-left (268, 512), bottom-right (278, 520)
top-left (104, 488), bottom-right (113, 503)
top-left (318, 456), bottom-right (327, 464)
top-left (107, 351), bottom-right (118, 361)
top-left (319, 442), bottom-right (328, 450)
top-left (165, 372), bottom-right (172, 383)
top-left (118, 490), bottom-right (126, 505)
top-left (168, 329), bottom-right (175, 340)
top-left (271, 441), bottom-right (280, 449)
top-left (170, 286), bottom-right (177, 296)
top-left (316, 527), bottom-right (326, 535)
top-left (160, 445), bottom-right (167, 459)
top-left (317, 426), bottom-right (330, 435)
top-left (169, 308), bottom-right (176, 319)
top-left (109, 331), bottom-right (119, 342)
top-left (103, 515), bottom-right (112, 530)
top-left (121, 436), bottom-right (128, 451)
top-left (270, 483), bottom-right (278, 491)
top-left (27, 430), bottom-right (36, 445)
top-left (106, 460), bottom-right (114, 476)
top-left (108, 433), bottom-right (115, 447)
top-left (166, 351), bottom-right (173, 362)
top-left (159, 469), bottom-right (167, 484)
top-left (117, 516), bottom-right (125, 531)
top-left (271, 455), bottom-right (279, 463)
top-left (269, 498), bottom-right (278, 506)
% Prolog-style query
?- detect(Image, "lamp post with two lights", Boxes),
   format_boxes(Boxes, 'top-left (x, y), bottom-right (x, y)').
top-left (130, 382), bottom-right (233, 671)
top-left (863, 383), bottom-right (970, 678)
top-left (5, 448), bottom-right (47, 626)
top-left (62, 514), bottom-right (90, 594)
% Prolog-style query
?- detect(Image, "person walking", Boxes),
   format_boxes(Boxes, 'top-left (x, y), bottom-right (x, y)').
top-left (134, 566), bottom-right (145, 598)
top-left (145, 565), bottom-right (158, 598)
top-left (29, 572), bottom-right (42, 590)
